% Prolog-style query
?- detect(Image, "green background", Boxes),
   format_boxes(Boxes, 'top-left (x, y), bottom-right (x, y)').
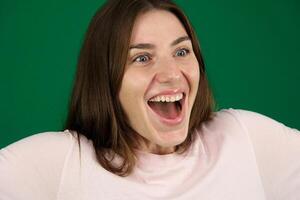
top-left (1, 0), bottom-right (299, 148)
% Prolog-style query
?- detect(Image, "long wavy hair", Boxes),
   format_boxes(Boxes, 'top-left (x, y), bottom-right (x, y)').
top-left (65, 0), bottom-right (214, 176)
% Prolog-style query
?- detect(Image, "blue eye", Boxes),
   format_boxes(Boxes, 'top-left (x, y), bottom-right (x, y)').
top-left (175, 48), bottom-right (190, 57)
top-left (133, 54), bottom-right (151, 63)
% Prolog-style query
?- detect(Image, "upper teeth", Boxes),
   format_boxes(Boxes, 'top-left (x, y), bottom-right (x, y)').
top-left (149, 93), bottom-right (183, 102)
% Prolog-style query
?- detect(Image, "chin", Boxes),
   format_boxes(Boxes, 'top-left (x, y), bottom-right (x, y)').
top-left (153, 125), bottom-right (189, 148)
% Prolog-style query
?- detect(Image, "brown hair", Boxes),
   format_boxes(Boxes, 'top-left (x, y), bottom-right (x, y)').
top-left (65, 0), bottom-right (214, 176)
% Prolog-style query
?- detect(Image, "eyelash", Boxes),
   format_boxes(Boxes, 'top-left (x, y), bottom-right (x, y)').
top-left (132, 48), bottom-right (190, 64)
top-left (132, 53), bottom-right (152, 63)
top-left (175, 48), bottom-right (190, 57)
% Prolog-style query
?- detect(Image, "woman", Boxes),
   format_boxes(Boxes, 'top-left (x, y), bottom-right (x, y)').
top-left (1, 0), bottom-right (299, 199)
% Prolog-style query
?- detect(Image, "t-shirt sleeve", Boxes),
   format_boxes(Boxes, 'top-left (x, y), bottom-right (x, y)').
top-left (232, 109), bottom-right (300, 200)
top-left (0, 131), bottom-right (73, 200)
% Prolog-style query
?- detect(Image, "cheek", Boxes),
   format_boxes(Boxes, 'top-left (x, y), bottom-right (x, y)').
top-left (180, 57), bottom-right (200, 88)
top-left (119, 69), bottom-right (152, 114)
top-left (119, 69), bottom-right (154, 135)
top-left (119, 73), bottom-right (136, 110)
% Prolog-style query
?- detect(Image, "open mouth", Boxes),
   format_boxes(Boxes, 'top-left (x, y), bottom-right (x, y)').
top-left (147, 93), bottom-right (185, 122)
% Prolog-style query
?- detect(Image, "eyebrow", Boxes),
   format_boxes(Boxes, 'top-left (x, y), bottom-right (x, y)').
top-left (171, 36), bottom-right (190, 46)
top-left (129, 36), bottom-right (190, 50)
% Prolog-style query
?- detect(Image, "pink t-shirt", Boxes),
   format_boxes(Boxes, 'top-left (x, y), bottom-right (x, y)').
top-left (0, 109), bottom-right (299, 200)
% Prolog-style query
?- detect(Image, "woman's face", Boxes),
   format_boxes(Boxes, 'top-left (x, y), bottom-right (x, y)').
top-left (119, 10), bottom-right (200, 154)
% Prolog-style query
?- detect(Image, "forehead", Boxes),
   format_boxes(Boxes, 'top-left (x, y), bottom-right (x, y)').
top-left (130, 9), bottom-right (188, 44)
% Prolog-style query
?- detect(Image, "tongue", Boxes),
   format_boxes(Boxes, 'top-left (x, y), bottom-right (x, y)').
top-left (148, 102), bottom-right (179, 119)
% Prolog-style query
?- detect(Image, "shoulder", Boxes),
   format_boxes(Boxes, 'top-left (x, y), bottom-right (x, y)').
top-left (198, 108), bottom-right (263, 135)
top-left (0, 130), bottom-right (76, 163)
top-left (212, 108), bottom-right (281, 125)
top-left (0, 130), bottom-right (78, 200)
top-left (209, 108), bottom-right (300, 155)
top-left (3, 130), bottom-right (75, 148)
top-left (222, 108), bottom-right (286, 127)
top-left (219, 108), bottom-right (300, 141)
top-left (212, 109), bottom-right (300, 199)
top-left (209, 108), bottom-right (295, 134)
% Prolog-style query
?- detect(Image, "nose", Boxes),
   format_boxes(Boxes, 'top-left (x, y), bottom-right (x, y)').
top-left (155, 58), bottom-right (182, 84)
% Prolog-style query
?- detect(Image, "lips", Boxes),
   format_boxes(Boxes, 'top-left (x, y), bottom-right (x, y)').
top-left (147, 92), bottom-right (186, 126)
